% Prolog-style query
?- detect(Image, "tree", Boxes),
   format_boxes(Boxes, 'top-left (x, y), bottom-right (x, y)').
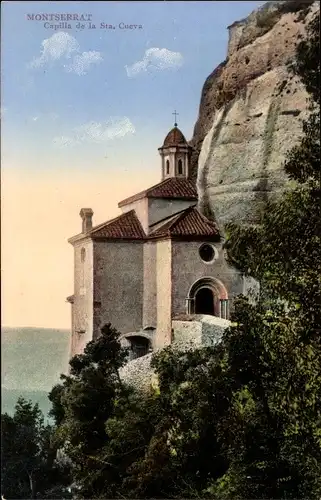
top-left (285, 12), bottom-right (320, 186)
top-left (123, 345), bottom-right (231, 499)
top-left (1, 398), bottom-right (70, 499)
top-left (48, 323), bottom-right (135, 498)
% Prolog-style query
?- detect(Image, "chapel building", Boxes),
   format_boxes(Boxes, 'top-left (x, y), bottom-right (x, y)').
top-left (67, 123), bottom-right (244, 360)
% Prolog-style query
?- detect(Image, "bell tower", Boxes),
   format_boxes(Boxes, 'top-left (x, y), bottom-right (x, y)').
top-left (158, 111), bottom-right (192, 180)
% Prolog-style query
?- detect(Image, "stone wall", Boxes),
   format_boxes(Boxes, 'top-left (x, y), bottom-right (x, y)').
top-left (120, 315), bottom-right (231, 391)
top-left (172, 315), bottom-right (230, 349)
top-left (171, 241), bottom-right (244, 316)
top-left (70, 238), bottom-right (94, 357)
top-left (143, 241), bottom-right (157, 330)
top-left (155, 239), bottom-right (172, 348)
top-left (93, 240), bottom-right (144, 338)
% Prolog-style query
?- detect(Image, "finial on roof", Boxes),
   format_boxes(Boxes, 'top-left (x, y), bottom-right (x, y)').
top-left (172, 110), bottom-right (179, 127)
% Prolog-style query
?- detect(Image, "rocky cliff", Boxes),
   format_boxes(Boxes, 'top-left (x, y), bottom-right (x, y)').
top-left (190, 0), bottom-right (319, 231)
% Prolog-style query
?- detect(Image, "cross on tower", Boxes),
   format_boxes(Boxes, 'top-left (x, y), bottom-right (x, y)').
top-left (172, 110), bottom-right (179, 127)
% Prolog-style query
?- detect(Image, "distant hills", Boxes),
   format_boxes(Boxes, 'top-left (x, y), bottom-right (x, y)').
top-left (2, 327), bottom-right (70, 418)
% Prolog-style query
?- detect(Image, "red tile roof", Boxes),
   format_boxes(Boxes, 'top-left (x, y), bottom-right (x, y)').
top-left (162, 126), bottom-right (187, 147)
top-left (90, 210), bottom-right (146, 240)
top-left (118, 177), bottom-right (197, 207)
top-left (149, 206), bottom-right (220, 240)
top-left (69, 206), bottom-right (219, 243)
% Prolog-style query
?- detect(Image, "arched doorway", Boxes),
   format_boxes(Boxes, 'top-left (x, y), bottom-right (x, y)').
top-left (119, 333), bottom-right (152, 361)
top-left (195, 287), bottom-right (214, 315)
top-left (129, 335), bottom-right (150, 359)
top-left (119, 328), bottom-right (154, 362)
top-left (187, 277), bottom-right (229, 319)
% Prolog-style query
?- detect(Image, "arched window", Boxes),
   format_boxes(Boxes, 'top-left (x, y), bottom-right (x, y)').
top-left (178, 159), bottom-right (183, 175)
top-left (166, 160), bottom-right (170, 175)
top-left (81, 248), bottom-right (86, 262)
top-left (187, 277), bottom-right (229, 318)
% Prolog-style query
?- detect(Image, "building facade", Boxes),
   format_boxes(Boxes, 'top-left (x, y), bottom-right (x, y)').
top-left (67, 124), bottom-right (244, 360)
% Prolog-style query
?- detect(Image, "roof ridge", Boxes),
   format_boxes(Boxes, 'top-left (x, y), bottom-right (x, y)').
top-left (149, 205), bottom-right (195, 236)
top-left (149, 204), bottom-right (197, 228)
top-left (165, 205), bottom-right (209, 232)
top-left (197, 208), bottom-right (218, 227)
top-left (159, 210), bottom-right (187, 233)
top-left (148, 205), bottom-right (220, 239)
top-left (167, 205), bottom-right (195, 228)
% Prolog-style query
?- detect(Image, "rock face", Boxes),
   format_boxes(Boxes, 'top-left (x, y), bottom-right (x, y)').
top-left (190, 1), bottom-right (319, 231)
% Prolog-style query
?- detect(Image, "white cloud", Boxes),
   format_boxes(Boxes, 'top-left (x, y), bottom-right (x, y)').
top-left (28, 32), bottom-right (102, 75)
top-left (125, 47), bottom-right (183, 77)
top-left (64, 51), bottom-right (103, 76)
top-left (53, 117), bottom-right (135, 148)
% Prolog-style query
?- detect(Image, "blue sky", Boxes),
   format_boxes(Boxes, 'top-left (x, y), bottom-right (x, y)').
top-left (2, 1), bottom-right (265, 173)
top-left (2, 1), bottom-right (265, 328)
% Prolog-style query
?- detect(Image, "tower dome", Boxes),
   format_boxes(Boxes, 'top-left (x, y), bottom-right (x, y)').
top-left (158, 115), bottom-right (192, 181)
top-left (163, 125), bottom-right (187, 147)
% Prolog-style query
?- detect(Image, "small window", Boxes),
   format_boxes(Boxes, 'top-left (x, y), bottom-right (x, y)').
top-left (81, 248), bottom-right (86, 262)
top-left (178, 159), bottom-right (183, 175)
top-left (166, 160), bottom-right (170, 175)
top-left (199, 243), bottom-right (216, 263)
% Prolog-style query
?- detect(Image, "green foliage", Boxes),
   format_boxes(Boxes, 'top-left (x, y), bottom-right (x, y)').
top-left (277, 1), bottom-right (314, 16)
top-left (256, 8), bottom-right (279, 30)
top-left (1, 397), bottom-right (71, 499)
top-left (289, 12), bottom-right (320, 106)
top-left (48, 323), bottom-right (143, 498)
top-left (285, 14), bottom-right (320, 185)
top-left (255, 1), bottom-right (314, 33)
top-left (217, 298), bottom-right (321, 499)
